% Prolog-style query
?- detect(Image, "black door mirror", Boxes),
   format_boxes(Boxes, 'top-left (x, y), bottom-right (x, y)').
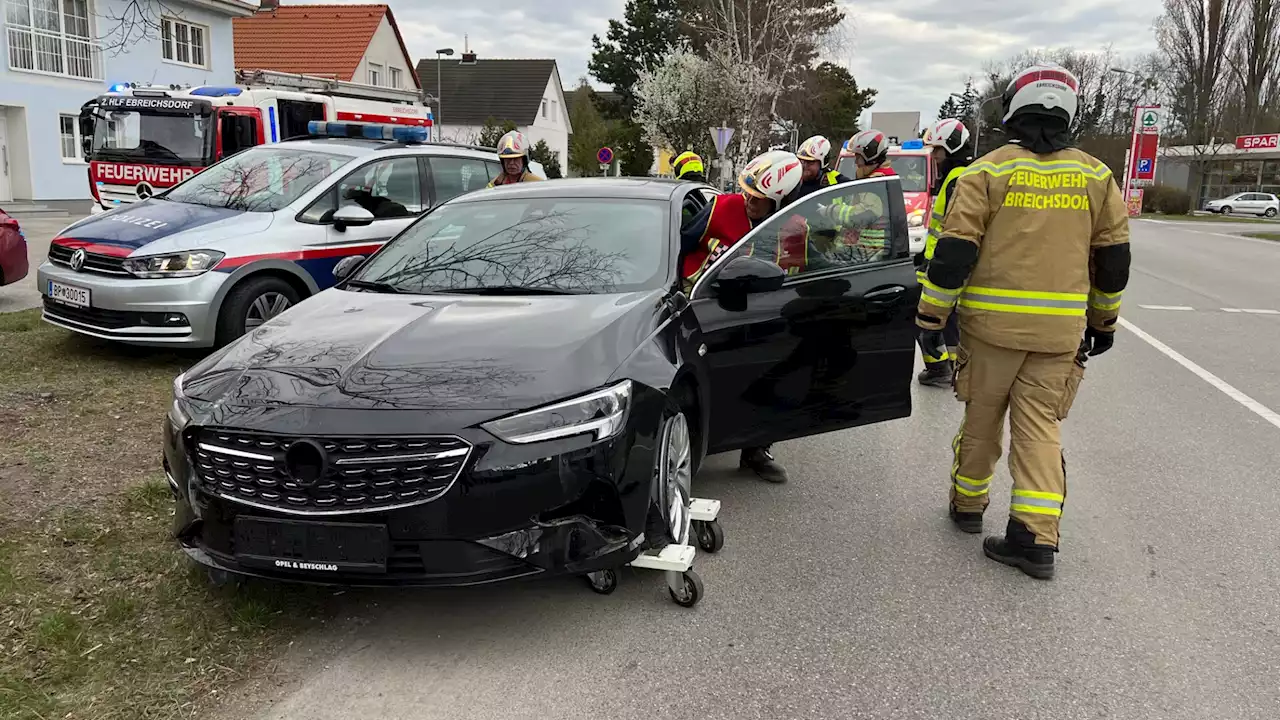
top-left (711, 255), bottom-right (787, 296)
top-left (333, 255), bottom-right (366, 281)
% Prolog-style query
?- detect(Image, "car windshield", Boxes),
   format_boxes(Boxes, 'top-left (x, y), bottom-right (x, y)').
top-left (837, 154), bottom-right (929, 193)
top-left (163, 147), bottom-right (349, 212)
top-left (350, 197), bottom-right (669, 294)
top-left (91, 110), bottom-right (213, 165)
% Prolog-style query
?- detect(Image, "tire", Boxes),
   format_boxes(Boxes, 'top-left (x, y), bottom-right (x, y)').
top-left (584, 569), bottom-right (618, 595)
top-left (1266, 208), bottom-right (1276, 218)
top-left (668, 570), bottom-right (703, 607)
top-left (645, 410), bottom-right (694, 550)
top-left (694, 519), bottom-right (725, 553)
top-left (1221, 205), bottom-right (1233, 215)
top-left (216, 275), bottom-right (302, 346)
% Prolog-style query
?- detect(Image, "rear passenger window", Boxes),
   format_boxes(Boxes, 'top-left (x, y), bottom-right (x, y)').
top-left (430, 157), bottom-right (493, 204)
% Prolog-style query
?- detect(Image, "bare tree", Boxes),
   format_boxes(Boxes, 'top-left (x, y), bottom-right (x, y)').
top-left (1228, 0), bottom-right (1280, 134)
top-left (96, 0), bottom-right (183, 55)
top-left (633, 50), bottom-right (745, 162)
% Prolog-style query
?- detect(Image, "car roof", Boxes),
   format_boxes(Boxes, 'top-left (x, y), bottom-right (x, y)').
top-left (451, 177), bottom-right (692, 203)
top-left (273, 138), bottom-right (498, 161)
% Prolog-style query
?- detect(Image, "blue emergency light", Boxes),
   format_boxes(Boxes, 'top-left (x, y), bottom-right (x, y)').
top-left (900, 139), bottom-right (924, 149)
top-left (190, 86), bottom-right (243, 97)
top-left (306, 121), bottom-right (428, 143)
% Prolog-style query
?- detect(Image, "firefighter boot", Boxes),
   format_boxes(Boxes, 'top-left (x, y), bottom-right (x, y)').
top-left (983, 518), bottom-right (1055, 580)
top-left (740, 446), bottom-right (788, 484)
top-left (949, 503), bottom-right (984, 534)
top-left (918, 360), bottom-right (954, 388)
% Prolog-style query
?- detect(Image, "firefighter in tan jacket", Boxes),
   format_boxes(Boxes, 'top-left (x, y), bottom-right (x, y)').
top-left (915, 63), bottom-right (1131, 580)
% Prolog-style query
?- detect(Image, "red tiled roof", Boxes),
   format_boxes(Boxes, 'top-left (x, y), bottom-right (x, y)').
top-left (233, 4), bottom-right (418, 86)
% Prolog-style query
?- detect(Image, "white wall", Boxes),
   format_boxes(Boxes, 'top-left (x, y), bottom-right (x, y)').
top-left (0, 0), bottom-right (242, 201)
top-left (523, 73), bottom-right (570, 175)
top-left (355, 15), bottom-right (416, 90)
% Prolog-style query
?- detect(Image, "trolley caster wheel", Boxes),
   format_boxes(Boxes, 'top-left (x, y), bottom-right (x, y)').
top-left (206, 568), bottom-right (242, 590)
top-left (584, 569), bottom-right (618, 595)
top-left (668, 570), bottom-right (704, 608)
top-left (693, 520), bottom-right (724, 553)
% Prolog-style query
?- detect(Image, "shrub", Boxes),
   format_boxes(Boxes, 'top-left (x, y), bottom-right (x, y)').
top-left (1140, 184), bottom-right (1192, 215)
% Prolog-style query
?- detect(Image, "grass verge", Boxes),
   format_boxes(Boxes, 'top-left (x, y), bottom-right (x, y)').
top-left (1242, 232), bottom-right (1280, 242)
top-left (0, 310), bottom-right (332, 720)
top-left (1149, 212), bottom-right (1279, 223)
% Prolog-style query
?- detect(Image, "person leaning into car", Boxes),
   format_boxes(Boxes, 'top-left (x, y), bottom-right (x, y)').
top-left (678, 149), bottom-right (803, 484)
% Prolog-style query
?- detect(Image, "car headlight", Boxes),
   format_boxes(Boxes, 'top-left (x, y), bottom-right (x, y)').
top-left (908, 210), bottom-right (925, 227)
top-left (169, 372), bottom-right (190, 432)
top-left (123, 250), bottom-right (225, 278)
top-left (482, 380), bottom-right (632, 445)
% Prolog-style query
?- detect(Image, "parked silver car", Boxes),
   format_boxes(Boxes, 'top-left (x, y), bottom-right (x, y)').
top-left (37, 124), bottom-right (504, 348)
top-left (1204, 191), bottom-right (1280, 217)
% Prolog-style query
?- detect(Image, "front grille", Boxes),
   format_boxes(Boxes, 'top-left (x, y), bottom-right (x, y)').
top-left (42, 298), bottom-right (187, 331)
top-left (190, 429), bottom-right (472, 515)
top-left (48, 244), bottom-right (128, 275)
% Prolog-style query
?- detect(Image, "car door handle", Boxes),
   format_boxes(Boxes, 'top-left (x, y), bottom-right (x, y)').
top-left (865, 285), bottom-right (906, 301)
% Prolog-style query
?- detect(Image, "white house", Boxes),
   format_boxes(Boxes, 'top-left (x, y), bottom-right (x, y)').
top-left (233, 2), bottom-right (421, 92)
top-left (0, 0), bottom-right (253, 203)
top-left (417, 58), bottom-right (571, 173)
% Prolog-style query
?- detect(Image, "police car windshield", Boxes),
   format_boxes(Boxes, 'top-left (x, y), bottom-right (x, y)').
top-left (350, 197), bottom-right (669, 295)
top-left (164, 147), bottom-right (349, 212)
top-left (91, 111), bottom-right (212, 165)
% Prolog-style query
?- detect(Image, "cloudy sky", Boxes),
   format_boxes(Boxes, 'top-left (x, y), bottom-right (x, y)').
top-left (368, 0), bottom-right (1166, 124)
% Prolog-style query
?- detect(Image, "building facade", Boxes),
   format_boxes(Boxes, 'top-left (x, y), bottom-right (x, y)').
top-left (418, 58), bottom-right (571, 173)
top-left (0, 0), bottom-right (251, 203)
top-left (1156, 141), bottom-right (1280, 207)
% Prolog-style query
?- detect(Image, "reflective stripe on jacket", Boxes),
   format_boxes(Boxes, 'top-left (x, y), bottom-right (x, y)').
top-left (918, 166), bottom-right (966, 281)
top-left (917, 145), bottom-right (1130, 354)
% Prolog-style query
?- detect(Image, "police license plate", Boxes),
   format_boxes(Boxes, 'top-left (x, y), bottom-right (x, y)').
top-left (47, 281), bottom-right (91, 308)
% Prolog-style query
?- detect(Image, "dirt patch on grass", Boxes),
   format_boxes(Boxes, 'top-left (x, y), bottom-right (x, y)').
top-left (0, 311), bottom-right (345, 719)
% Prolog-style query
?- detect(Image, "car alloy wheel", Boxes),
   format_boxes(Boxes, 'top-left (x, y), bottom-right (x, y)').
top-left (245, 292), bottom-right (293, 331)
top-left (1267, 208), bottom-right (1277, 218)
top-left (659, 412), bottom-right (693, 546)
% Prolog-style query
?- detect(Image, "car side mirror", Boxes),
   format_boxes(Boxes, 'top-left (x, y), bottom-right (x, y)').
top-left (333, 255), bottom-right (366, 281)
top-left (711, 255), bottom-right (787, 296)
top-left (333, 204), bottom-right (374, 231)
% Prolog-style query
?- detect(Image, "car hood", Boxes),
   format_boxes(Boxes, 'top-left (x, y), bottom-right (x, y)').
top-left (55, 199), bottom-right (273, 256)
top-left (182, 288), bottom-right (664, 412)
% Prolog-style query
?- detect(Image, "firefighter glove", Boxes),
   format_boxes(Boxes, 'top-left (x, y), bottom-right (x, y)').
top-left (1084, 326), bottom-right (1115, 357)
top-left (919, 329), bottom-right (946, 361)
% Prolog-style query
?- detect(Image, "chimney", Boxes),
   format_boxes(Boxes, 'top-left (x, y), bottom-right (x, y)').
top-left (258, 0), bottom-right (279, 11)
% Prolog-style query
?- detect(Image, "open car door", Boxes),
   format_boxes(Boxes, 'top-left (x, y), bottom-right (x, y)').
top-left (689, 175), bottom-right (920, 454)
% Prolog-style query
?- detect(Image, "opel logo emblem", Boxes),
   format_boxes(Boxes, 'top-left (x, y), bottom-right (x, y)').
top-left (69, 248), bottom-right (86, 272)
top-left (135, 182), bottom-right (153, 200)
top-left (284, 439), bottom-right (328, 488)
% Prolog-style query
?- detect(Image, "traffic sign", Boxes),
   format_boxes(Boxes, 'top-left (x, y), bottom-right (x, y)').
top-left (1138, 158), bottom-right (1152, 173)
top-left (596, 147), bottom-right (614, 165)
top-left (710, 126), bottom-right (735, 155)
top-left (1137, 107), bottom-right (1161, 135)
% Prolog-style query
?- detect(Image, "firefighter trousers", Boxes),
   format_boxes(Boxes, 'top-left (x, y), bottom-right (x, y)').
top-left (949, 333), bottom-right (1085, 547)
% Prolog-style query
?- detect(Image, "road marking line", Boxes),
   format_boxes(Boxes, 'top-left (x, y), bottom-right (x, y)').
top-left (1119, 317), bottom-right (1280, 431)
top-left (1138, 305), bottom-right (1194, 311)
top-left (1223, 308), bottom-right (1280, 314)
top-left (1135, 219), bottom-right (1280, 246)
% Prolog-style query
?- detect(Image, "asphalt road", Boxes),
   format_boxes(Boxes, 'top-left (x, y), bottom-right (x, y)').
top-left (0, 214), bottom-right (82, 313)
top-left (197, 220), bottom-right (1280, 718)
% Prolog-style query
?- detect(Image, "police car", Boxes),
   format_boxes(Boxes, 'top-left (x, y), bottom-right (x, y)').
top-left (37, 122), bottom-right (506, 347)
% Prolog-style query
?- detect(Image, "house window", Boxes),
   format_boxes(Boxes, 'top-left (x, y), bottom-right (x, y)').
top-left (369, 63), bottom-right (383, 86)
top-left (59, 113), bottom-right (82, 161)
top-left (541, 99), bottom-right (547, 118)
top-left (550, 100), bottom-right (557, 122)
top-left (4, 0), bottom-right (100, 80)
top-left (389, 67), bottom-right (402, 89)
top-left (161, 17), bottom-right (207, 67)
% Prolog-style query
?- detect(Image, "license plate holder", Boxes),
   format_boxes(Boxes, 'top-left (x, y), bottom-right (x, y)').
top-left (233, 517), bottom-right (388, 575)
top-left (47, 281), bottom-right (91, 308)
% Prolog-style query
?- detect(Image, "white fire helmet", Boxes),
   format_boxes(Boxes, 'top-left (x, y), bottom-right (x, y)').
top-left (738, 150), bottom-right (803, 203)
top-left (796, 135), bottom-right (832, 163)
top-left (924, 118), bottom-right (970, 155)
top-left (1002, 63), bottom-right (1080, 124)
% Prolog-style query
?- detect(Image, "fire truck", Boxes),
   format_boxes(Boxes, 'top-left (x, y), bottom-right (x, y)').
top-left (78, 69), bottom-right (433, 213)
top-left (838, 138), bottom-right (933, 254)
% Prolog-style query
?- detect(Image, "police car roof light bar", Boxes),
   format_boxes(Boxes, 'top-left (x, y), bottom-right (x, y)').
top-left (306, 121), bottom-right (429, 144)
top-left (900, 139), bottom-right (925, 149)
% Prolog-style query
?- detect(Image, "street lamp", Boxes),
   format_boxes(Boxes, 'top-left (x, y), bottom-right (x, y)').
top-left (435, 47), bottom-right (454, 141)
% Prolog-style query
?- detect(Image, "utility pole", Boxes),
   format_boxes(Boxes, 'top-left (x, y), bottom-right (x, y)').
top-left (434, 47), bottom-right (454, 141)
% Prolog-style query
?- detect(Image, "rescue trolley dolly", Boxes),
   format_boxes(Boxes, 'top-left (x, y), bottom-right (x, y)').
top-left (584, 496), bottom-right (723, 608)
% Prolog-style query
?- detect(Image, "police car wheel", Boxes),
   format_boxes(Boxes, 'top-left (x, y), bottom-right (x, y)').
top-left (217, 276), bottom-right (301, 346)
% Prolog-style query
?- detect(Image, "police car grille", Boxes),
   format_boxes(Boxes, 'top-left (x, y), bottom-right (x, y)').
top-left (189, 429), bottom-right (472, 514)
top-left (48, 245), bottom-right (128, 275)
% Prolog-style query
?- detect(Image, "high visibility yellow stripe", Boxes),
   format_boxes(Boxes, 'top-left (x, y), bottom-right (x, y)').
top-left (1011, 504), bottom-right (1063, 517)
top-left (965, 286), bottom-right (1087, 301)
top-left (1091, 299), bottom-right (1122, 311)
top-left (923, 351), bottom-right (949, 363)
top-left (1090, 288), bottom-right (1123, 311)
top-left (959, 299), bottom-right (1086, 316)
top-left (962, 158), bottom-right (1112, 180)
top-left (1013, 489), bottom-right (1064, 502)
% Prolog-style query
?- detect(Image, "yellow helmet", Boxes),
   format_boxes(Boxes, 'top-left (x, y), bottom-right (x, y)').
top-left (496, 130), bottom-right (530, 159)
top-left (674, 151), bottom-right (704, 179)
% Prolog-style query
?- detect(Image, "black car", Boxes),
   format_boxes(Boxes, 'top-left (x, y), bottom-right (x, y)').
top-left (163, 175), bottom-right (920, 598)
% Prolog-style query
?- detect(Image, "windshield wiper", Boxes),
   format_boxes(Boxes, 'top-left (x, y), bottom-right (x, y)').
top-left (437, 285), bottom-right (584, 296)
top-left (344, 279), bottom-right (403, 294)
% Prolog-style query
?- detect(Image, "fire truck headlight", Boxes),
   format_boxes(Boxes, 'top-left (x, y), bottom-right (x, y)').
top-left (123, 250), bottom-right (226, 278)
top-left (908, 209), bottom-right (925, 227)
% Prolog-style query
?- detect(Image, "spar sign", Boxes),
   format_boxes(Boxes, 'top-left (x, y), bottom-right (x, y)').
top-left (1124, 105), bottom-right (1162, 199)
top-left (1236, 134), bottom-right (1280, 150)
